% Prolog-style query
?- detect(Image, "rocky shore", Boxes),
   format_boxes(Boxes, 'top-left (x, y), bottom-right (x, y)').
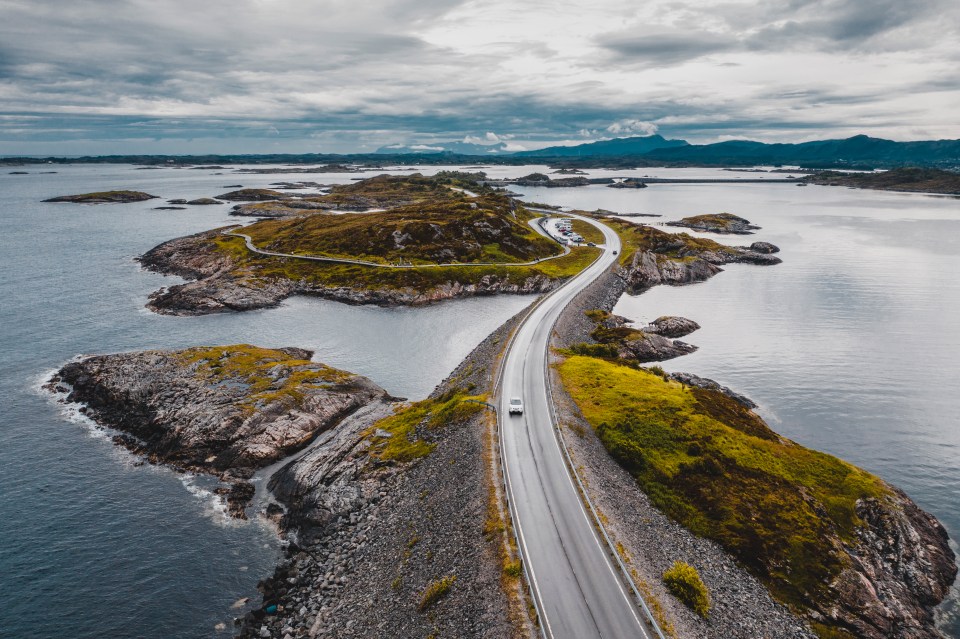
top-left (615, 222), bottom-right (782, 294)
top-left (45, 346), bottom-right (391, 517)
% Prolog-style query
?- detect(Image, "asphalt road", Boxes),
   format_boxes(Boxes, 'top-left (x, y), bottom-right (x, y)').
top-left (498, 215), bottom-right (652, 639)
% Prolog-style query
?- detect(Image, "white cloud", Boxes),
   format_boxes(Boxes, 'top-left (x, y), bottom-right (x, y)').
top-left (606, 120), bottom-right (659, 136)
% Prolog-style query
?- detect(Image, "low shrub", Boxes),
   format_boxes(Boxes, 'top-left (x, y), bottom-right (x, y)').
top-left (663, 561), bottom-right (710, 618)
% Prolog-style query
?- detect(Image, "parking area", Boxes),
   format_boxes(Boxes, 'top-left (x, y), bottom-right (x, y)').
top-left (541, 217), bottom-right (598, 247)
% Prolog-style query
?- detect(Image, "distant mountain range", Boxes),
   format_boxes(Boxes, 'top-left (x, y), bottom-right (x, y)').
top-left (369, 134), bottom-right (960, 168)
top-left (5, 135), bottom-right (959, 169)
top-left (639, 135), bottom-right (960, 168)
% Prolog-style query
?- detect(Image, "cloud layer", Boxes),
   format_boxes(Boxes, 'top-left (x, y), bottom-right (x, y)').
top-left (0, 0), bottom-right (957, 153)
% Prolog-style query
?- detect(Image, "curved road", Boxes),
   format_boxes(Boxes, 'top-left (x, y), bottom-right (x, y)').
top-left (498, 215), bottom-right (653, 639)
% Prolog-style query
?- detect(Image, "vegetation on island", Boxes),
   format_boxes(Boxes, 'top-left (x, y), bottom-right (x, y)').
top-left (175, 344), bottom-right (352, 415)
top-left (192, 175), bottom-right (602, 295)
top-left (665, 213), bottom-right (758, 235)
top-left (601, 216), bottom-right (744, 266)
top-left (556, 354), bottom-right (893, 625)
top-left (802, 167), bottom-right (960, 195)
top-left (241, 193), bottom-right (558, 265)
top-left (43, 190), bottom-right (158, 203)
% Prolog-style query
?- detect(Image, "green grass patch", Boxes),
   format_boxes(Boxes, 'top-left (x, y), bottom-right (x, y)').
top-left (663, 561), bottom-right (710, 618)
top-left (366, 392), bottom-right (486, 463)
top-left (210, 234), bottom-right (596, 293)
top-left (557, 355), bottom-right (890, 614)
top-left (570, 218), bottom-right (606, 244)
top-left (242, 193), bottom-right (558, 266)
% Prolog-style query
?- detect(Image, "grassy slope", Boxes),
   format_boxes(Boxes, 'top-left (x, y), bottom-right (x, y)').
top-left (603, 217), bottom-right (740, 266)
top-left (213, 233), bottom-right (599, 292)
top-left (243, 194), bottom-right (559, 265)
top-left (570, 219), bottom-right (606, 244)
top-left (364, 390), bottom-right (486, 463)
top-left (206, 176), bottom-right (602, 291)
top-left (557, 355), bottom-right (890, 617)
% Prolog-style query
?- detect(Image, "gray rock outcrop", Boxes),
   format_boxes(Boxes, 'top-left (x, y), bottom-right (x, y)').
top-left (46, 346), bottom-right (390, 517)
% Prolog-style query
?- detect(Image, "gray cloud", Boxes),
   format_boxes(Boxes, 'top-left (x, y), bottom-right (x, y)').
top-left (598, 31), bottom-right (736, 66)
top-left (0, 0), bottom-right (957, 154)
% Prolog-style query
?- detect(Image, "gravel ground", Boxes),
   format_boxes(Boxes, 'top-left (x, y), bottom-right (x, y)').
top-left (549, 266), bottom-right (817, 639)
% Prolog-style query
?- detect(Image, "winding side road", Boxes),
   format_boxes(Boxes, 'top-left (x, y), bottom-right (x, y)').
top-left (498, 215), bottom-right (659, 638)
top-left (223, 227), bottom-right (571, 269)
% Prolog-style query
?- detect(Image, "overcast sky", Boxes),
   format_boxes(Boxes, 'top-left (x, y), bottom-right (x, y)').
top-left (1, 0), bottom-right (958, 155)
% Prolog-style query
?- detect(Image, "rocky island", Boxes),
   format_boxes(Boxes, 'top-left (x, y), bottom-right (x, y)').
top-left (666, 212), bottom-right (760, 234)
top-left (803, 167), bottom-right (960, 195)
top-left (46, 345), bottom-right (392, 517)
top-left (43, 190), bottom-right (158, 203)
top-left (608, 217), bottom-right (782, 293)
top-left (138, 174), bottom-right (600, 314)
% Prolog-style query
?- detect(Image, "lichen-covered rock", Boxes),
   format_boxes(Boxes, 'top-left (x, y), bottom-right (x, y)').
top-left (618, 331), bottom-right (697, 362)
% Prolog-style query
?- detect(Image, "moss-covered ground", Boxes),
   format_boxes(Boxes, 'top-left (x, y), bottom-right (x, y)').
top-left (242, 192), bottom-right (558, 266)
top-left (556, 354), bottom-right (890, 617)
top-left (365, 391), bottom-right (487, 463)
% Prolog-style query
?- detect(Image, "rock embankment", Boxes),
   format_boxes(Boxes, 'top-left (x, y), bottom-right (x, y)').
top-left (43, 190), bottom-right (158, 203)
top-left (139, 229), bottom-right (557, 315)
top-left (46, 345), bottom-right (391, 517)
top-left (666, 213), bottom-right (760, 235)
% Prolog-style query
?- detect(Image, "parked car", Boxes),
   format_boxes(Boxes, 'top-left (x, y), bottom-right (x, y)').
top-left (508, 397), bottom-right (524, 415)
